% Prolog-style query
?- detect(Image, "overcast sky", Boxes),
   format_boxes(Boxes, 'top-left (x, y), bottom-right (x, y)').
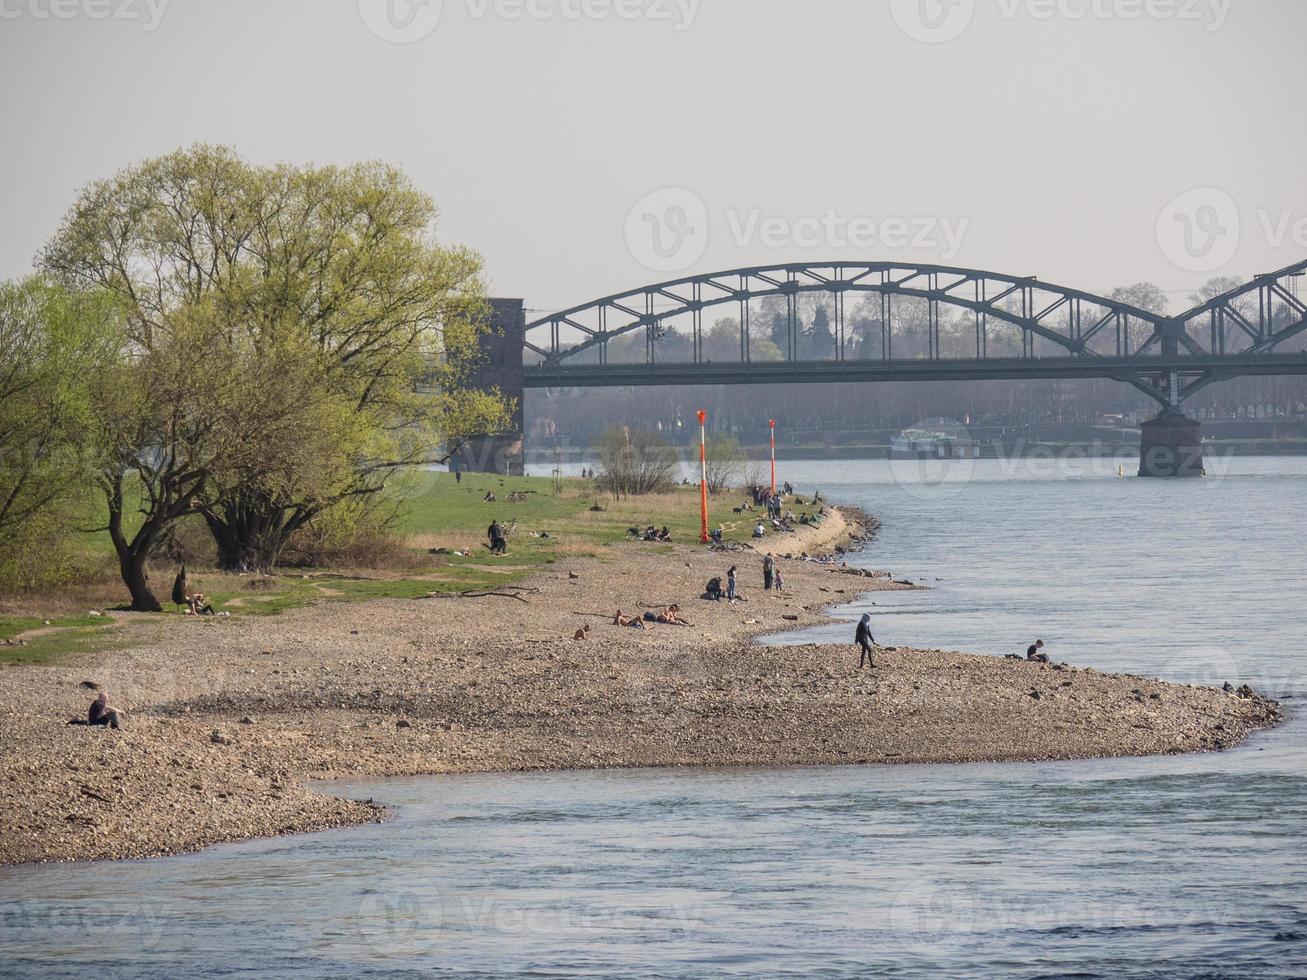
top-left (2, 0), bottom-right (1304, 316)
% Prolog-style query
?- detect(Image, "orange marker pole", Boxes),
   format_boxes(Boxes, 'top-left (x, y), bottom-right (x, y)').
top-left (698, 410), bottom-right (710, 544)
top-left (769, 418), bottom-right (777, 494)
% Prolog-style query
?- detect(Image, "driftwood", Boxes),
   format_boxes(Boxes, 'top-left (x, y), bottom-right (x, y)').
top-left (419, 587), bottom-right (541, 604)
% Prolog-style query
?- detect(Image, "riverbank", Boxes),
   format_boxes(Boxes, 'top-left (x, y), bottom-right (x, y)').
top-left (0, 506), bottom-right (1282, 866)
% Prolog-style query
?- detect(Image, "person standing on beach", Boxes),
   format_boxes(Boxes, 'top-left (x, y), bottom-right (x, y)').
top-left (727, 565), bottom-right (738, 602)
top-left (855, 613), bottom-right (877, 669)
top-left (763, 553), bottom-right (775, 591)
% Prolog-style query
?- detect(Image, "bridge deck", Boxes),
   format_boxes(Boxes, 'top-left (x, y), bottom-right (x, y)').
top-left (523, 353), bottom-right (1307, 389)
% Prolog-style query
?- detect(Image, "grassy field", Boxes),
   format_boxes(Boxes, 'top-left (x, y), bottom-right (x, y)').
top-left (0, 470), bottom-right (763, 665)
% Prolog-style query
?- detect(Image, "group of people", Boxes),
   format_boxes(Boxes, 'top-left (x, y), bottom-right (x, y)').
top-left (611, 605), bottom-right (690, 629)
top-left (636, 525), bottom-right (672, 542)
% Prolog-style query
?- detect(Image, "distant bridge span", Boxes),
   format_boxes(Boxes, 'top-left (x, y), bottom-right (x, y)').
top-left (520, 259), bottom-right (1307, 413)
top-left (461, 259), bottom-right (1307, 476)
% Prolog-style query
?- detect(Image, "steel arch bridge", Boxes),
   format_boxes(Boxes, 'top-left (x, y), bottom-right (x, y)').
top-left (521, 259), bottom-right (1307, 410)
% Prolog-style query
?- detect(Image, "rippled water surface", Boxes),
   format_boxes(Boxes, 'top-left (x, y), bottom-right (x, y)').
top-left (2, 457), bottom-right (1305, 978)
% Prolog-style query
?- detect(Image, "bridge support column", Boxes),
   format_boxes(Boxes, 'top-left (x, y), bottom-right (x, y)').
top-left (460, 297), bottom-right (525, 476)
top-left (1138, 411), bottom-right (1204, 478)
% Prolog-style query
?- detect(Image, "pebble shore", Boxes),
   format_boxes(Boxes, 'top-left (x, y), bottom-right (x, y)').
top-left (0, 509), bottom-right (1282, 865)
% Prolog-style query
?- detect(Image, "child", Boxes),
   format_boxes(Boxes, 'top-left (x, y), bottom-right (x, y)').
top-left (727, 565), bottom-right (738, 602)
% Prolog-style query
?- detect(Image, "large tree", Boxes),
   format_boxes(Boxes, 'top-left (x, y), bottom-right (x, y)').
top-left (42, 145), bottom-right (510, 573)
top-left (0, 277), bottom-right (119, 541)
top-left (88, 305), bottom-right (329, 610)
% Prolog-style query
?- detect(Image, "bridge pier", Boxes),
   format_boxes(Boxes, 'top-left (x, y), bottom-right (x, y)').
top-left (1138, 411), bottom-right (1204, 478)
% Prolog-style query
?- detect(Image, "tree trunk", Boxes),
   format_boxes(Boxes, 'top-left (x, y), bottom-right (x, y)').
top-left (202, 494), bottom-right (306, 574)
top-left (120, 550), bottom-right (162, 613)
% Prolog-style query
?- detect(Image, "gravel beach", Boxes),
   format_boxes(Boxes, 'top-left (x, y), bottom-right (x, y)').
top-left (0, 508), bottom-right (1281, 866)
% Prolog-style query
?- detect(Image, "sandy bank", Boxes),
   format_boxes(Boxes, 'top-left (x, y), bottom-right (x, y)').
top-left (0, 508), bottom-right (1281, 865)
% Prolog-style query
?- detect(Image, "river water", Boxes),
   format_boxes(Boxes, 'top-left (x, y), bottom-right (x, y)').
top-left (2, 457), bottom-right (1305, 978)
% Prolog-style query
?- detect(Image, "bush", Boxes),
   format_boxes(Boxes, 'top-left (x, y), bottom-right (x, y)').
top-left (594, 427), bottom-right (678, 498)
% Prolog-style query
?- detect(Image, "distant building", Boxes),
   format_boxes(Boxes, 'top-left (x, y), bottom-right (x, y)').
top-left (459, 297), bottom-right (525, 475)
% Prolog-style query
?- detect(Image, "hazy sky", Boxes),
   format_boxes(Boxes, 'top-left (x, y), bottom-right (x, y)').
top-left (2, 0), bottom-right (1304, 316)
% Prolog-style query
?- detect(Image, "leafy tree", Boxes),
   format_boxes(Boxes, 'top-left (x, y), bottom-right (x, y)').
top-left (41, 144), bottom-right (510, 574)
top-left (1188, 276), bottom-right (1245, 308)
top-left (704, 434), bottom-right (746, 495)
top-left (0, 277), bottom-right (118, 542)
top-left (1109, 283), bottom-right (1170, 316)
top-left (87, 305), bottom-right (330, 610)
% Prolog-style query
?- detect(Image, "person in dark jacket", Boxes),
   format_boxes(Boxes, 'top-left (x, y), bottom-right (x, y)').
top-left (855, 613), bottom-right (877, 669)
top-left (87, 692), bottom-right (123, 729)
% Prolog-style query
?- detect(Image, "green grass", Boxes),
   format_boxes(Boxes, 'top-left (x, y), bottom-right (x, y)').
top-left (0, 614), bottom-right (128, 666)
top-left (2, 469), bottom-right (757, 665)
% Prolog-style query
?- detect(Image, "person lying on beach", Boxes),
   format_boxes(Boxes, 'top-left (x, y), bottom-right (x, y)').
top-left (613, 609), bottom-right (648, 629)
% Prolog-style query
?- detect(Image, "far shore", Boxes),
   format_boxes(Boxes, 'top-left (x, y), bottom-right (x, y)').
top-left (0, 505), bottom-right (1282, 866)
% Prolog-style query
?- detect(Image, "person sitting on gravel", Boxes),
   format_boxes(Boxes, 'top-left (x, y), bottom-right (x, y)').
top-left (704, 576), bottom-right (723, 601)
top-left (657, 604), bottom-right (691, 627)
top-left (573, 624), bottom-right (591, 641)
top-left (1027, 639), bottom-right (1048, 663)
top-left (87, 691), bottom-right (123, 729)
top-left (753, 522), bottom-right (766, 539)
top-left (187, 592), bottom-right (216, 616)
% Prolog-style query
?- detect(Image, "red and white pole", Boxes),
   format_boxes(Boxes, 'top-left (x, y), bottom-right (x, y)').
top-left (769, 418), bottom-right (777, 494)
top-left (698, 410), bottom-right (710, 544)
